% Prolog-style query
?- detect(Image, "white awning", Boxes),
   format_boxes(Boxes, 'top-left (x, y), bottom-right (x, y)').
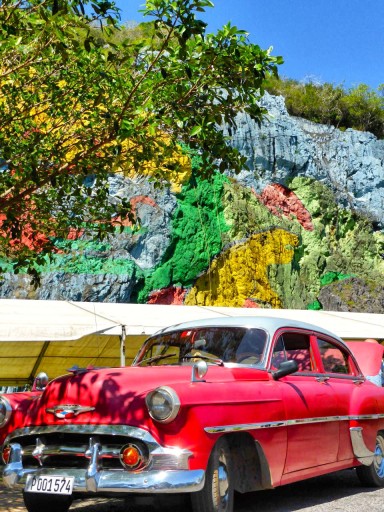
top-left (0, 299), bottom-right (120, 341)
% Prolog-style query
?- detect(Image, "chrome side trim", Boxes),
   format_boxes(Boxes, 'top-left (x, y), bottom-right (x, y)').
top-left (204, 414), bottom-right (384, 434)
top-left (205, 421), bottom-right (286, 433)
top-left (350, 427), bottom-right (374, 466)
top-left (350, 414), bottom-right (384, 421)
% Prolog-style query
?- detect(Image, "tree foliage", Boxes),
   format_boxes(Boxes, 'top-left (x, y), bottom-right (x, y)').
top-left (0, 0), bottom-right (282, 273)
top-left (265, 76), bottom-right (384, 138)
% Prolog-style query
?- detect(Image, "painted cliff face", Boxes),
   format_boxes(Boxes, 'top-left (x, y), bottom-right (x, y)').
top-left (1, 93), bottom-right (384, 314)
top-left (185, 228), bottom-right (299, 308)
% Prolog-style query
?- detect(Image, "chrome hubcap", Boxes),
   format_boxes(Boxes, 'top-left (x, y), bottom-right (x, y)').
top-left (374, 437), bottom-right (384, 478)
top-left (217, 454), bottom-right (229, 508)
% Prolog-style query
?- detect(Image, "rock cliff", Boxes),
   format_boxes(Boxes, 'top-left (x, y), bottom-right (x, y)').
top-left (230, 93), bottom-right (384, 227)
top-left (1, 93), bottom-right (383, 312)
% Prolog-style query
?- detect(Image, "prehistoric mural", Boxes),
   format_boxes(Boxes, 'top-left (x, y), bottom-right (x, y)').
top-left (1, 94), bottom-right (383, 312)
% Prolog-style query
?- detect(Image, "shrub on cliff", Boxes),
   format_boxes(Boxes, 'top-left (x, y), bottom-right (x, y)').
top-left (266, 76), bottom-right (384, 138)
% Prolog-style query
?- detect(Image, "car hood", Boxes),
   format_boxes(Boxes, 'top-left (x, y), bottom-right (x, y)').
top-left (10, 365), bottom-right (270, 428)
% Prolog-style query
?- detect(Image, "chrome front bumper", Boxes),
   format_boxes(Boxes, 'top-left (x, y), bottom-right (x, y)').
top-left (2, 425), bottom-right (205, 494)
top-left (3, 441), bottom-right (204, 493)
top-left (3, 464), bottom-right (205, 494)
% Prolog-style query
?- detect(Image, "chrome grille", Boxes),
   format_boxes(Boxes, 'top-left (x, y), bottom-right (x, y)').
top-left (13, 433), bottom-right (147, 470)
top-left (5, 425), bottom-right (192, 472)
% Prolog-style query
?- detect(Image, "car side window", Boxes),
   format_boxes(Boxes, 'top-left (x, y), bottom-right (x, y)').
top-left (271, 332), bottom-right (312, 372)
top-left (317, 338), bottom-right (351, 375)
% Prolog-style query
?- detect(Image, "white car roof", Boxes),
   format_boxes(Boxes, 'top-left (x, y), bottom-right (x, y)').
top-left (157, 315), bottom-right (345, 343)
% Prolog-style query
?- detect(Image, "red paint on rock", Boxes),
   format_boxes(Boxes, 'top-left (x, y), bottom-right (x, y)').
top-left (148, 286), bottom-right (187, 305)
top-left (254, 184), bottom-right (314, 231)
top-left (242, 299), bottom-right (261, 308)
top-left (112, 195), bottom-right (159, 227)
top-left (0, 213), bottom-right (52, 252)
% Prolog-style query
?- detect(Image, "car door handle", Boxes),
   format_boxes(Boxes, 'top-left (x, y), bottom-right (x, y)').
top-left (315, 376), bottom-right (330, 383)
top-left (353, 379), bottom-right (364, 385)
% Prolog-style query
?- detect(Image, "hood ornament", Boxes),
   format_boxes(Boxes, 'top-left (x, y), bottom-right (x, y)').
top-left (46, 404), bottom-right (95, 419)
top-left (67, 365), bottom-right (95, 375)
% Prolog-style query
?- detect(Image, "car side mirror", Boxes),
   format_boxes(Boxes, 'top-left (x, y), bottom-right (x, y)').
top-left (32, 372), bottom-right (49, 391)
top-left (272, 360), bottom-right (298, 380)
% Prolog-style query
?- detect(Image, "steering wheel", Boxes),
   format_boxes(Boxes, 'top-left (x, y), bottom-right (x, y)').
top-left (236, 353), bottom-right (260, 364)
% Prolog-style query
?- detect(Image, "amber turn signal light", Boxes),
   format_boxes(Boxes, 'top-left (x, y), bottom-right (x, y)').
top-left (119, 444), bottom-right (146, 470)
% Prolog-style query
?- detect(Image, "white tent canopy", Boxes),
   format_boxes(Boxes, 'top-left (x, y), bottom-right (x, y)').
top-left (0, 299), bottom-right (120, 341)
top-left (1, 299), bottom-right (384, 386)
top-left (81, 302), bottom-right (384, 340)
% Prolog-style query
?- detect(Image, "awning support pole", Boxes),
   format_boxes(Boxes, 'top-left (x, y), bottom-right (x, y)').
top-left (28, 341), bottom-right (50, 386)
top-left (120, 326), bottom-right (126, 367)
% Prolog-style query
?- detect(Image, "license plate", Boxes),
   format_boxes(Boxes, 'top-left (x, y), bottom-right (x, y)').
top-left (25, 475), bottom-right (74, 495)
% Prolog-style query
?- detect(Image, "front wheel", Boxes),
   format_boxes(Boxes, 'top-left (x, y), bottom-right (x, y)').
top-left (356, 432), bottom-right (384, 487)
top-left (191, 437), bottom-right (234, 512)
top-left (23, 492), bottom-right (72, 512)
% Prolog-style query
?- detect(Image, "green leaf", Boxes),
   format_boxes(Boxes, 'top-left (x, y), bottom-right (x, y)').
top-left (190, 126), bottom-right (202, 136)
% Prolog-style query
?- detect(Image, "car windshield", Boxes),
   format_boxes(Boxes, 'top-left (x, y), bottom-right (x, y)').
top-left (133, 327), bottom-right (268, 367)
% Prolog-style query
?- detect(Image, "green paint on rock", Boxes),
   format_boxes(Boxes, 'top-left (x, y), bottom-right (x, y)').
top-left (307, 300), bottom-right (322, 310)
top-left (135, 172), bottom-right (230, 302)
top-left (320, 271), bottom-right (354, 286)
top-left (37, 238), bottom-right (142, 276)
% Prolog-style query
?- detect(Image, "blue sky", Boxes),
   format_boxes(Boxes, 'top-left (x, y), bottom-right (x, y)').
top-left (116, 0), bottom-right (383, 91)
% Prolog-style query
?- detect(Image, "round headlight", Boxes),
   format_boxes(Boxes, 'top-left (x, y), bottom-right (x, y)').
top-left (0, 396), bottom-right (12, 428)
top-left (145, 386), bottom-right (180, 423)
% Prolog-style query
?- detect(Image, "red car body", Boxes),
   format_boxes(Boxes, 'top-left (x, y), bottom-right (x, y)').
top-left (0, 392), bottom-right (42, 448)
top-left (2, 316), bottom-right (384, 512)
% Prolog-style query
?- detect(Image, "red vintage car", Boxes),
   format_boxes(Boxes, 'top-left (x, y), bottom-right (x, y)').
top-left (0, 373), bottom-right (48, 449)
top-left (2, 316), bottom-right (384, 512)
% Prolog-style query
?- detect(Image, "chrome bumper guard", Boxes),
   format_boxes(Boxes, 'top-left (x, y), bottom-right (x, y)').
top-left (3, 442), bottom-right (204, 493)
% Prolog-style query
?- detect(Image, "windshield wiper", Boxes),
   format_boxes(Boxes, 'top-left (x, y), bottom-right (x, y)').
top-left (182, 354), bottom-right (224, 366)
top-left (136, 353), bottom-right (177, 366)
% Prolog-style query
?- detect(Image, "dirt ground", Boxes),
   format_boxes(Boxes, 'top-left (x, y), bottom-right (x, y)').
top-left (0, 485), bottom-right (129, 512)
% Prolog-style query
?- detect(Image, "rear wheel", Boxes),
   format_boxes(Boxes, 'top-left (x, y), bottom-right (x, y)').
top-left (191, 437), bottom-right (234, 512)
top-left (356, 433), bottom-right (384, 487)
top-left (23, 492), bottom-right (72, 512)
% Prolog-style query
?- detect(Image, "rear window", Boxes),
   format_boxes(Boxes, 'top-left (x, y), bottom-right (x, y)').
top-left (317, 338), bottom-right (351, 374)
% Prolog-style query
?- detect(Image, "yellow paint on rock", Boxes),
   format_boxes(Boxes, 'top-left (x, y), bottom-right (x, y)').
top-left (112, 135), bottom-right (192, 193)
top-left (185, 228), bottom-right (299, 308)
